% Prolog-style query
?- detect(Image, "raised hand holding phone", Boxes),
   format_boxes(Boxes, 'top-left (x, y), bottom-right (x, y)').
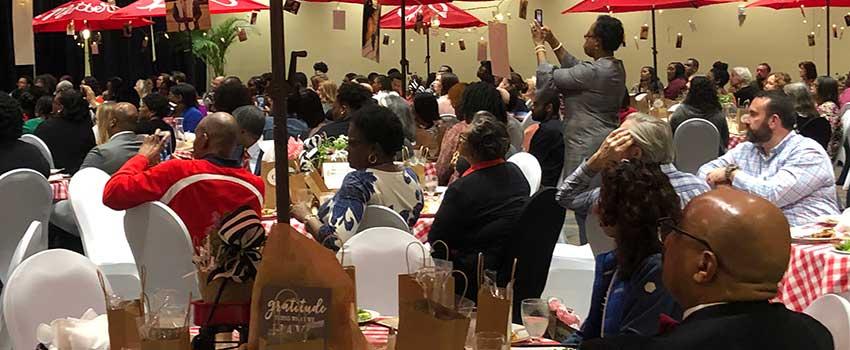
top-left (139, 129), bottom-right (170, 166)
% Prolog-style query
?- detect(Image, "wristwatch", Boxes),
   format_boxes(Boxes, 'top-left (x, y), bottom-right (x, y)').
top-left (725, 164), bottom-right (739, 182)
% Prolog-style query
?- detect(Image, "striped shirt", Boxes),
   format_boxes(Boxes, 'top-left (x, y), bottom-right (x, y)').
top-left (698, 131), bottom-right (840, 226)
top-left (556, 161), bottom-right (710, 212)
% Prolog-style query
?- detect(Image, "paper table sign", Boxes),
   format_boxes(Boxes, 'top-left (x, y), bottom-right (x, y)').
top-left (259, 285), bottom-right (331, 349)
top-left (322, 162), bottom-right (354, 190)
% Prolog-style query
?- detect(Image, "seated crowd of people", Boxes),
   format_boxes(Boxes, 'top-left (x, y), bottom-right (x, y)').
top-left (2, 18), bottom-right (848, 347)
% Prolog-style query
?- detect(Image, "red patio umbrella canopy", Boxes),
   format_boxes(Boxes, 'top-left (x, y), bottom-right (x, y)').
top-left (304, 0), bottom-right (492, 7)
top-left (33, 0), bottom-right (152, 33)
top-left (112, 0), bottom-right (269, 19)
top-left (563, 0), bottom-right (736, 13)
top-left (380, 3), bottom-right (485, 29)
top-left (746, 0), bottom-right (850, 9)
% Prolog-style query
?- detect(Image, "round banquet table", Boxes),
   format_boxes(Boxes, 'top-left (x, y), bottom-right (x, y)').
top-left (775, 243), bottom-right (850, 311)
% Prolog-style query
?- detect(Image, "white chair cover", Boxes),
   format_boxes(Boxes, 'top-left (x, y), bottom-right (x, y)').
top-left (19, 134), bottom-right (54, 169)
top-left (519, 113), bottom-right (539, 133)
top-left (8, 221), bottom-right (43, 279)
top-left (0, 169), bottom-right (51, 283)
top-left (804, 294), bottom-right (850, 350)
top-left (540, 243), bottom-right (596, 320)
top-left (585, 210), bottom-right (615, 257)
top-left (353, 205), bottom-right (411, 240)
top-left (124, 202), bottom-right (200, 299)
top-left (508, 152), bottom-right (542, 196)
top-left (673, 118), bottom-right (720, 175)
top-left (3, 249), bottom-right (109, 350)
top-left (338, 228), bottom-right (429, 315)
top-left (70, 168), bottom-right (139, 299)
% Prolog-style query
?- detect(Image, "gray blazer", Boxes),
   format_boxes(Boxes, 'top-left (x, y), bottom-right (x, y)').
top-left (537, 52), bottom-right (626, 181)
top-left (80, 131), bottom-right (143, 175)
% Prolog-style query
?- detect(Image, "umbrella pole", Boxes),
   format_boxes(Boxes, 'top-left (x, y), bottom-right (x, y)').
top-left (651, 8), bottom-right (658, 73)
top-left (150, 23), bottom-right (157, 63)
top-left (401, 0), bottom-right (408, 98)
top-left (84, 36), bottom-right (91, 77)
top-left (426, 32), bottom-right (431, 78)
top-left (826, 0), bottom-right (831, 75)
top-left (270, 0), bottom-right (291, 223)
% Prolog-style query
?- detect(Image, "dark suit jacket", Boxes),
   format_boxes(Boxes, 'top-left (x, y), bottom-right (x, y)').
top-left (0, 140), bottom-right (51, 178)
top-left (34, 117), bottom-right (96, 175)
top-left (529, 119), bottom-right (565, 188)
top-left (428, 162), bottom-right (529, 300)
top-left (80, 132), bottom-right (143, 175)
top-left (581, 301), bottom-right (833, 350)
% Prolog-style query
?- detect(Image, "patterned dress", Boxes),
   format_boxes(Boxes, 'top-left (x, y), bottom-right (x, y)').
top-left (316, 167), bottom-right (424, 244)
top-left (818, 101), bottom-right (842, 160)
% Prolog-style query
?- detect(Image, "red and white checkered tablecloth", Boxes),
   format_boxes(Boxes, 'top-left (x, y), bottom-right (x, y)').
top-left (50, 179), bottom-right (69, 201)
top-left (775, 243), bottom-right (850, 311)
top-left (261, 217), bottom-right (435, 243)
top-left (727, 134), bottom-right (747, 150)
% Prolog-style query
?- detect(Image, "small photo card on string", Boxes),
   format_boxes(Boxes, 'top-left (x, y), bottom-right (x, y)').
top-left (834, 24), bottom-right (839, 38)
top-left (634, 36), bottom-right (640, 49)
top-left (800, 5), bottom-right (806, 18)
top-left (808, 32), bottom-right (816, 46)
top-left (91, 41), bottom-right (99, 55)
top-left (459, 39), bottom-right (466, 51)
top-left (675, 33), bottom-right (683, 48)
top-left (639, 24), bottom-right (649, 40)
top-left (477, 40), bottom-right (488, 61)
top-left (123, 23), bottom-right (132, 38)
top-left (440, 41), bottom-right (446, 52)
top-left (237, 27), bottom-right (248, 42)
top-left (333, 10), bottom-right (346, 30)
top-left (688, 19), bottom-right (696, 32)
top-left (383, 34), bottom-right (390, 45)
top-left (66, 21), bottom-right (75, 36)
top-left (251, 11), bottom-right (258, 25)
top-left (284, 0), bottom-right (301, 15)
top-left (738, 6), bottom-right (747, 26)
top-left (519, 0), bottom-right (528, 19)
top-left (844, 13), bottom-right (850, 26)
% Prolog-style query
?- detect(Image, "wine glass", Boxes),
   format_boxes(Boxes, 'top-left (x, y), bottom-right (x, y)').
top-left (521, 298), bottom-right (550, 342)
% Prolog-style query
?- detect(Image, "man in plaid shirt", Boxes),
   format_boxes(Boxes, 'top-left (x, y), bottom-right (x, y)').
top-left (698, 91), bottom-right (840, 226)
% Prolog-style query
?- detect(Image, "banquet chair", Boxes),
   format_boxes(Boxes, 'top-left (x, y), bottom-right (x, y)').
top-left (7, 221), bottom-right (43, 280)
top-left (353, 205), bottom-right (411, 240)
top-left (3, 249), bottom-right (109, 350)
top-left (585, 210), bottom-right (615, 257)
top-left (673, 118), bottom-right (720, 175)
top-left (339, 228), bottom-right (429, 315)
top-left (124, 202), bottom-right (200, 299)
top-left (507, 152), bottom-right (542, 196)
top-left (519, 112), bottom-right (539, 132)
top-left (803, 294), bottom-right (850, 350)
top-left (70, 167), bottom-right (140, 299)
top-left (19, 134), bottom-right (55, 169)
top-left (0, 169), bottom-right (51, 284)
top-left (499, 188), bottom-right (566, 323)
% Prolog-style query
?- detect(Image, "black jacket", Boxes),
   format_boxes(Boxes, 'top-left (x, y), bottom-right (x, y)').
top-left (581, 301), bottom-right (833, 350)
top-left (529, 119), bottom-right (565, 187)
top-left (428, 161), bottom-right (529, 299)
top-left (0, 140), bottom-right (50, 178)
top-left (796, 113), bottom-right (831, 152)
top-left (34, 117), bottom-right (96, 175)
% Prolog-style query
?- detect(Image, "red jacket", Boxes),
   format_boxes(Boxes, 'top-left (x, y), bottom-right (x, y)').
top-left (103, 154), bottom-right (265, 247)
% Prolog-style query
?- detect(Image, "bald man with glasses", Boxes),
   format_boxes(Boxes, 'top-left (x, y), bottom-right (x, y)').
top-left (582, 187), bottom-right (833, 350)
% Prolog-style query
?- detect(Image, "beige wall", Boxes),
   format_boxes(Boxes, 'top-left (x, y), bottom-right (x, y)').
top-left (217, 0), bottom-right (850, 87)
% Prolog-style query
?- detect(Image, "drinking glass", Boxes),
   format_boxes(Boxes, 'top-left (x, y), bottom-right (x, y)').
top-left (521, 298), bottom-right (550, 342)
top-left (474, 332), bottom-right (504, 350)
top-left (423, 174), bottom-right (439, 196)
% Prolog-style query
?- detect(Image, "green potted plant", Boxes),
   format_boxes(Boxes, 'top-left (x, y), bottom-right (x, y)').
top-left (187, 17), bottom-right (255, 77)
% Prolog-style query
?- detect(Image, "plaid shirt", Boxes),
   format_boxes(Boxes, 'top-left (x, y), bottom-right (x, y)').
top-left (556, 161), bottom-right (710, 212)
top-left (698, 131), bottom-right (840, 226)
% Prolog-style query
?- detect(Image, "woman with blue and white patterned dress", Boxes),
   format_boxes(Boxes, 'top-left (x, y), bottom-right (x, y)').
top-left (291, 104), bottom-right (424, 249)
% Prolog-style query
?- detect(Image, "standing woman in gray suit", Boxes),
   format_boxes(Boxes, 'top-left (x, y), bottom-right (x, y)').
top-left (531, 15), bottom-right (626, 180)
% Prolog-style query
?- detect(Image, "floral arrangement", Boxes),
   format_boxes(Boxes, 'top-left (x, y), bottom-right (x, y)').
top-left (295, 134), bottom-right (349, 172)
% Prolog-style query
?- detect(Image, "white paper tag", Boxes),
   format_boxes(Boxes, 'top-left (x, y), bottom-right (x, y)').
top-left (322, 162), bottom-right (354, 190)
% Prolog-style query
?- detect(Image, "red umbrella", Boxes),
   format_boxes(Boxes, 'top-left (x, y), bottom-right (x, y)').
top-left (564, 0), bottom-right (735, 71)
top-left (746, 0), bottom-right (847, 74)
top-left (112, 0), bottom-right (269, 19)
top-left (304, 0), bottom-right (459, 6)
top-left (33, 0), bottom-right (152, 33)
top-left (380, 3), bottom-right (484, 76)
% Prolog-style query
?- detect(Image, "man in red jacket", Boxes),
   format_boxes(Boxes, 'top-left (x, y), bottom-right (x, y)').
top-left (103, 112), bottom-right (265, 247)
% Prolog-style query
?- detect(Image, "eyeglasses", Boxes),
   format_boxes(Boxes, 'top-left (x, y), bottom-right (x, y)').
top-left (657, 217), bottom-right (714, 251)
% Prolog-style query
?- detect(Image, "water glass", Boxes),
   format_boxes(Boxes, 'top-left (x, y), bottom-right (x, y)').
top-left (474, 331), bottom-right (505, 350)
top-left (424, 174), bottom-right (438, 195)
top-left (521, 298), bottom-right (550, 341)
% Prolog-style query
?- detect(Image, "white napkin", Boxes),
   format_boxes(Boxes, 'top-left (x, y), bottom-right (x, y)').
top-left (36, 308), bottom-right (109, 350)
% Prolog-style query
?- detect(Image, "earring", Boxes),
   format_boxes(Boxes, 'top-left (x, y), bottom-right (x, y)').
top-left (368, 153), bottom-right (378, 164)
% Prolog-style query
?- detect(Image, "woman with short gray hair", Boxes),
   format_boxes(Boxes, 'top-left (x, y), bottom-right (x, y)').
top-left (785, 82), bottom-right (830, 151)
top-left (731, 67), bottom-right (758, 106)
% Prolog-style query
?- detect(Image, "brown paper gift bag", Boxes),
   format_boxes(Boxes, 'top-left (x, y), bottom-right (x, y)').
top-left (247, 224), bottom-right (369, 350)
top-left (107, 300), bottom-right (144, 350)
top-left (397, 300), bottom-right (470, 350)
top-left (475, 255), bottom-right (513, 340)
top-left (261, 160), bottom-right (277, 211)
top-left (140, 329), bottom-right (190, 350)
